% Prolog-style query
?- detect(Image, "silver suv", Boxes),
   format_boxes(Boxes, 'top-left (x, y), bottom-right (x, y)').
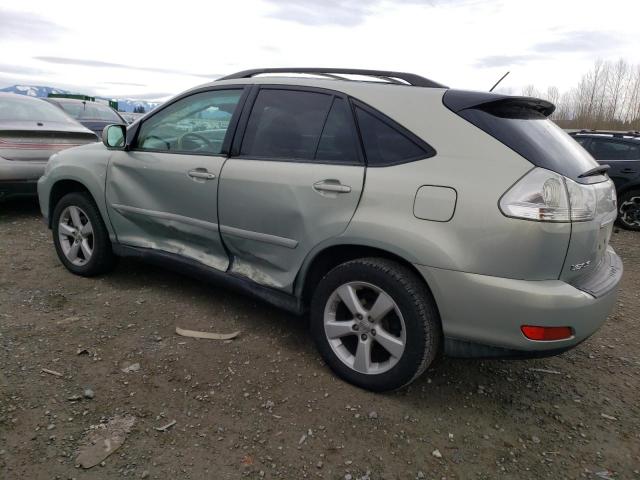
top-left (37, 68), bottom-right (623, 391)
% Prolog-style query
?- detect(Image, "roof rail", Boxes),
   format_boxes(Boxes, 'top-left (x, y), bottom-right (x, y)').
top-left (216, 68), bottom-right (447, 88)
top-left (572, 129), bottom-right (640, 138)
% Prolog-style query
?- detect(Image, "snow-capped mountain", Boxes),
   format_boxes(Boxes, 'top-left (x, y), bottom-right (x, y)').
top-left (0, 85), bottom-right (161, 113)
top-left (0, 85), bottom-right (71, 98)
top-left (114, 98), bottom-right (161, 113)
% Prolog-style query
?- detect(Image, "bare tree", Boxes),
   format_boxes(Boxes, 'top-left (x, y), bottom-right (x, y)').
top-left (542, 59), bottom-right (640, 130)
top-left (521, 84), bottom-right (540, 98)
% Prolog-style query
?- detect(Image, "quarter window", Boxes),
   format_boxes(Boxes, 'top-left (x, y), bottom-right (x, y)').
top-left (136, 89), bottom-right (243, 154)
top-left (355, 106), bottom-right (431, 166)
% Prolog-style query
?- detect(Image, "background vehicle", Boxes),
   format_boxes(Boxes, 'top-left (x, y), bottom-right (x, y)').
top-left (45, 97), bottom-right (127, 137)
top-left (37, 68), bottom-right (621, 391)
top-left (120, 112), bottom-right (145, 124)
top-left (570, 130), bottom-right (640, 230)
top-left (0, 93), bottom-right (98, 200)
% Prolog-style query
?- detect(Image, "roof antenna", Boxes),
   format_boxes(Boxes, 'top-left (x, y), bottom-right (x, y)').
top-left (489, 71), bottom-right (510, 92)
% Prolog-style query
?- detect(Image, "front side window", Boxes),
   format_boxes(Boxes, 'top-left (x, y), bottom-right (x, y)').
top-left (136, 89), bottom-right (243, 155)
top-left (355, 106), bottom-right (431, 166)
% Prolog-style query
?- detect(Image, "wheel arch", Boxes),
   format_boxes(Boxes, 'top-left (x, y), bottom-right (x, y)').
top-left (48, 179), bottom-right (93, 228)
top-left (295, 242), bottom-right (438, 313)
top-left (616, 181), bottom-right (640, 198)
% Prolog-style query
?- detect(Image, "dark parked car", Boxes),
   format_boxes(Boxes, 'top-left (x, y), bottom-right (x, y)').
top-left (570, 130), bottom-right (640, 230)
top-left (45, 98), bottom-right (126, 137)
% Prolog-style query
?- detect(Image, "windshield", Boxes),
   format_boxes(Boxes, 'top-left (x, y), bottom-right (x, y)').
top-left (56, 101), bottom-right (122, 122)
top-left (0, 95), bottom-right (76, 123)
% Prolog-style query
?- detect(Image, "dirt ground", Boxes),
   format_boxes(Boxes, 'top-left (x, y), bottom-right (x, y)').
top-left (0, 198), bottom-right (638, 480)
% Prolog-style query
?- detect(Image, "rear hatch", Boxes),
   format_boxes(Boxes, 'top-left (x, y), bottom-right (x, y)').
top-left (561, 180), bottom-right (619, 292)
top-left (444, 90), bottom-right (619, 291)
top-left (0, 121), bottom-right (98, 161)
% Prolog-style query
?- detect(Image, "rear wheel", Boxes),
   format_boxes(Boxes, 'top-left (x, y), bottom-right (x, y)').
top-left (310, 258), bottom-right (441, 391)
top-left (52, 192), bottom-right (116, 276)
top-left (617, 190), bottom-right (640, 231)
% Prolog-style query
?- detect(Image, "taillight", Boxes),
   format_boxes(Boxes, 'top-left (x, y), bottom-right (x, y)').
top-left (521, 325), bottom-right (573, 341)
top-left (500, 168), bottom-right (597, 222)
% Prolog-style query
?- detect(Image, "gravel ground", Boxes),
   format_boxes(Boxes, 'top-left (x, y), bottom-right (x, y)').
top-left (1, 198), bottom-right (639, 480)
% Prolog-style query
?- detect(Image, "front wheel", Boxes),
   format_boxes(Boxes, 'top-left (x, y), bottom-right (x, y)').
top-left (310, 258), bottom-right (441, 392)
top-left (617, 190), bottom-right (640, 231)
top-left (52, 192), bottom-right (116, 276)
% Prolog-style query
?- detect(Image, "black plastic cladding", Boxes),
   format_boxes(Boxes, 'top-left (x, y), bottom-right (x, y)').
top-left (442, 89), bottom-right (602, 184)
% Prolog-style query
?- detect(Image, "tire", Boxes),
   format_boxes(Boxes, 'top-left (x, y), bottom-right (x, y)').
top-left (52, 192), bottom-right (116, 276)
top-left (617, 190), bottom-right (640, 231)
top-left (310, 257), bottom-right (441, 392)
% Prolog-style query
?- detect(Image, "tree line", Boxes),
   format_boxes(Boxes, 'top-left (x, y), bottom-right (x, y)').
top-left (519, 59), bottom-right (640, 131)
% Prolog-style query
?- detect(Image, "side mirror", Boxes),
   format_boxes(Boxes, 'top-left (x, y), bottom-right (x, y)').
top-left (102, 124), bottom-right (126, 149)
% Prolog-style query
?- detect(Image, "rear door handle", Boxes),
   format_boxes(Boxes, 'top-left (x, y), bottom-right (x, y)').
top-left (188, 169), bottom-right (216, 180)
top-left (313, 180), bottom-right (352, 194)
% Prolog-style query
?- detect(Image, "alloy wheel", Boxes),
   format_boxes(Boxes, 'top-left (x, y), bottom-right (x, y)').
top-left (58, 206), bottom-right (94, 266)
top-left (323, 281), bottom-right (406, 375)
top-left (619, 196), bottom-right (640, 228)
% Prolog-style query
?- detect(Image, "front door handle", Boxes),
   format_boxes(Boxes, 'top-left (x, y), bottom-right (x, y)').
top-left (188, 169), bottom-right (216, 180)
top-left (313, 180), bottom-right (352, 194)
top-left (620, 168), bottom-right (637, 174)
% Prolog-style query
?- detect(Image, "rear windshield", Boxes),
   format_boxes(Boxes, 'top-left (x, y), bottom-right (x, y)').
top-left (444, 91), bottom-right (601, 184)
top-left (0, 95), bottom-right (76, 123)
top-left (56, 101), bottom-right (122, 122)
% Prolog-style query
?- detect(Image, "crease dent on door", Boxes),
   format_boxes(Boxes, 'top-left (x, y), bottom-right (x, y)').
top-left (105, 88), bottom-right (246, 272)
top-left (218, 88), bottom-right (365, 291)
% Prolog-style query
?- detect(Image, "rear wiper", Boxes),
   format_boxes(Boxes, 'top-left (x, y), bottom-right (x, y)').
top-left (578, 164), bottom-right (610, 178)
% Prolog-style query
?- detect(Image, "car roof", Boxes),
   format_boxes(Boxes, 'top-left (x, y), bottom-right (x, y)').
top-left (48, 97), bottom-right (111, 108)
top-left (184, 75), bottom-right (449, 106)
top-left (573, 133), bottom-right (640, 142)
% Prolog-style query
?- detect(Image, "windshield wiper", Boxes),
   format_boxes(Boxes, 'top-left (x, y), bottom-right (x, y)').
top-left (578, 164), bottom-right (610, 178)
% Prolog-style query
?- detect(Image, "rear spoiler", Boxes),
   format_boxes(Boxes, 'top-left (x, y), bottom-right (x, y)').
top-left (443, 90), bottom-right (555, 117)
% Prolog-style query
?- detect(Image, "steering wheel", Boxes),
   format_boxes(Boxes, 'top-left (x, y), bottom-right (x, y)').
top-left (143, 135), bottom-right (171, 150)
top-left (177, 132), bottom-right (215, 152)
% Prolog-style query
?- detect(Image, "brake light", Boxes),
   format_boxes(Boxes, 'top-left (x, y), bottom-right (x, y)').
top-left (521, 325), bottom-right (573, 341)
top-left (0, 137), bottom-right (82, 149)
top-left (500, 168), bottom-right (597, 222)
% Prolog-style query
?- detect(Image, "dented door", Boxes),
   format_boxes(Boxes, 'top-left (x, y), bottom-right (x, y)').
top-left (105, 88), bottom-right (245, 271)
top-left (106, 150), bottom-right (228, 270)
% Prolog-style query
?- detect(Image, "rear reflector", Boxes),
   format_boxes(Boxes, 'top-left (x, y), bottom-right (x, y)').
top-left (521, 325), bottom-right (573, 341)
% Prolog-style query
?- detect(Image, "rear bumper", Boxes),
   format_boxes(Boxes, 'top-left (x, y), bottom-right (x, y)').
top-left (0, 158), bottom-right (46, 199)
top-left (0, 180), bottom-right (38, 199)
top-left (0, 158), bottom-right (46, 181)
top-left (415, 247), bottom-right (622, 357)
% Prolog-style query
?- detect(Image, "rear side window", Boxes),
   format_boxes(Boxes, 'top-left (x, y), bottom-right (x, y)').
top-left (315, 98), bottom-right (358, 163)
top-left (589, 138), bottom-right (640, 160)
top-left (241, 89), bottom-right (333, 161)
top-left (355, 106), bottom-right (433, 166)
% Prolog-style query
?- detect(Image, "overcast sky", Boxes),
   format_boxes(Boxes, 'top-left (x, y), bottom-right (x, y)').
top-left (1, 0), bottom-right (639, 101)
